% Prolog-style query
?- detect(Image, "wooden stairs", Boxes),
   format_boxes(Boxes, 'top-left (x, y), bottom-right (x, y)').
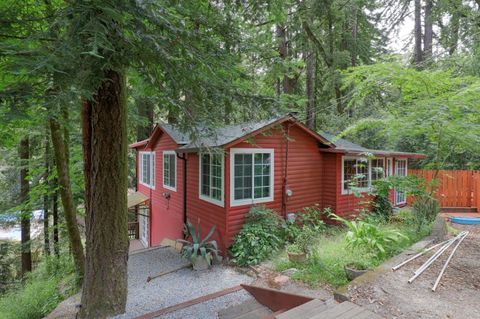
top-left (218, 298), bottom-right (383, 319)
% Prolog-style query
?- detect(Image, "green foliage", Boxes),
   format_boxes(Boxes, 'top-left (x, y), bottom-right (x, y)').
top-left (332, 214), bottom-right (408, 258)
top-left (230, 206), bottom-right (284, 266)
top-left (0, 255), bottom-right (77, 319)
top-left (412, 194), bottom-right (440, 231)
top-left (178, 221), bottom-right (219, 266)
top-left (282, 206), bottom-right (326, 242)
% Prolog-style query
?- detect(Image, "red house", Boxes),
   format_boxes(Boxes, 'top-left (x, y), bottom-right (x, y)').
top-left (129, 114), bottom-right (423, 251)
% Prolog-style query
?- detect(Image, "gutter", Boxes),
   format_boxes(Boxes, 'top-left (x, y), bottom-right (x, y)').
top-left (177, 153), bottom-right (188, 235)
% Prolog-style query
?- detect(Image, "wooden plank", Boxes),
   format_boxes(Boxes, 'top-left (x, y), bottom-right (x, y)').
top-left (218, 299), bottom-right (265, 319)
top-left (235, 307), bottom-right (272, 319)
top-left (351, 309), bottom-right (384, 319)
top-left (310, 302), bottom-right (357, 319)
top-left (333, 305), bottom-right (374, 318)
top-left (134, 285), bottom-right (243, 319)
top-left (276, 299), bottom-right (330, 319)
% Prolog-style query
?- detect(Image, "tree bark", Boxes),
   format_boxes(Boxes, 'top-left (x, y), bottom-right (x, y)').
top-left (277, 24), bottom-right (295, 94)
top-left (49, 117), bottom-right (85, 278)
top-left (449, 0), bottom-right (461, 55)
top-left (52, 184), bottom-right (59, 257)
top-left (44, 128), bottom-right (50, 256)
top-left (424, 0), bottom-right (433, 62)
top-left (19, 137), bottom-right (32, 276)
top-left (79, 70), bottom-right (129, 318)
top-left (305, 50), bottom-right (315, 129)
top-left (414, 0), bottom-right (424, 67)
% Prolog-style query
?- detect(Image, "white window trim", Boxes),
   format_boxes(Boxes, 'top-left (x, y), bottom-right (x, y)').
top-left (341, 156), bottom-right (385, 195)
top-left (386, 158), bottom-right (393, 177)
top-left (162, 150), bottom-right (177, 192)
top-left (394, 158), bottom-right (408, 205)
top-left (199, 153), bottom-right (225, 207)
top-left (230, 148), bottom-right (274, 207)
top-left (139, 151), bottom-right (155, 189)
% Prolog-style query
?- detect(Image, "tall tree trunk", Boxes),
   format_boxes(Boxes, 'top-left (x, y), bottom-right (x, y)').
top-left (424, 0), bottom-right (433, 62)
top-left (49, 117), bottom-right (85, 278)
top-left (136, 98), bottom-right (154, 139)
top-left (79, 70), bottom-right (129, 318)
top-left (52, 184), bottom-right (59, 257)
top-left (19, 137), bottom-right (31, 275)
top-left (449, 1), bottom-right (461, 55)
top-left (277, 24), bottom-right (295, 95)
top-left (305, 50), bottom-right (315, 129)
top-left (44, 128), bottom-right (50, 256)
top-left (414, 0), bottom-right (424, 67)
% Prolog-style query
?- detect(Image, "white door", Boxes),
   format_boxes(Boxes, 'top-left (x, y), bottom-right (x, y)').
top-left (139, 211), bottom-right (149, 248)
top-left (395, 159), bottom-right (408, 205)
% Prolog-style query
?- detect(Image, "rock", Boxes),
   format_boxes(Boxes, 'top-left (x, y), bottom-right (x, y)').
top-left (273, 275), bottom-right (290, 285)
top-left (281, 268), bottom-right (299, 276)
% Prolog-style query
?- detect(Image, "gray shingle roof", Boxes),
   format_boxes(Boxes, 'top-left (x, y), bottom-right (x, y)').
top-left (159, 123), bottom-right (191, 145)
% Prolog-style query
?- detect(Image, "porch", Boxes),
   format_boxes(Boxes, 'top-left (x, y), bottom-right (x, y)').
top-left (127, 191), bottom-right (150, 253)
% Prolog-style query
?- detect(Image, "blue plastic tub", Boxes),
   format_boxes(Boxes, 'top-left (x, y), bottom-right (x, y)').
top-left (450, 216), bottom-right (480, 225)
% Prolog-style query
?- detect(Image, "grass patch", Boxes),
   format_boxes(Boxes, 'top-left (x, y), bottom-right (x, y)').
top-left (0, 255), bottom-right (78, 319)
top-left (273, 218), bottom-right (432, 288)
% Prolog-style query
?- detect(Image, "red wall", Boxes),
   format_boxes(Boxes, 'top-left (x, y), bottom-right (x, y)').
top-left (224, 123), bottom-right (325, 247)
top-left (137, 132), bottom-right (184, 246)
top-left (185, 153), bottom-right (228, 251)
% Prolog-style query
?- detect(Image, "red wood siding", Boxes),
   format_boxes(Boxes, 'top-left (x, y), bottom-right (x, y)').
top-left (224, 123), bottom-right (324, 247)
top-left (137, 132), bottom-right (184, 246)
top-left (185, 153), bottom-right (227, 251)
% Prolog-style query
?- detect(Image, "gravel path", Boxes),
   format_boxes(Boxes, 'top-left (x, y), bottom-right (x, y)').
top-left (114, 247), bottom-right (254, 319)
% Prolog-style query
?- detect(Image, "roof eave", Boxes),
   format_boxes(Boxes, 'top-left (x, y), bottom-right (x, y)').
top-left (129, 139), bottom-right (150, 149)
top-left (319, 148), bottom-right (426, 158)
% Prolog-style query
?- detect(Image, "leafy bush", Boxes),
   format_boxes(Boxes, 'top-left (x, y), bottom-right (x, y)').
top-left (412, 194), bottom-right (439, 230)
top-left (373, 194), bottom-right (393, 221)
top-left (281, 206), bottom-right (326, 242)
top-left (0, 255), bottom-right (77, 319)
top-left (332, 214), bottom-right (407, 258)
top-left (230, 206), bottom-right (284, 266)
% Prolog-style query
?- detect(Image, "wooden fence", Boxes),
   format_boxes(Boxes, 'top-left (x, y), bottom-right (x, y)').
top-left (409, 169), bottom-right (480, 212)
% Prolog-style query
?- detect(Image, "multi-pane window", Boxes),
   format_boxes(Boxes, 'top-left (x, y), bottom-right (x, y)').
top-left (386, 158), bottom-right (393, 177)
top-left (139, 152), bottom-right (155, 188)
top-left (200, 153), bottom-right (224, 205)
top-left (231, 149), bottom-right (273, 206)
top-left (163, 151), bottom-right (176, 191)
top-left (395, 159), bottom-right (408, 204)
top-left (343, 157), bottom-right (369, 192)
top-left (371, 158), bottom-right (385, 182)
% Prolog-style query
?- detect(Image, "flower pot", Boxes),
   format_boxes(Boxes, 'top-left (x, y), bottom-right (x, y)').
top-left (287, 251), bottom-right (307, 263)
top-left (344, 265), bottom-right (368, 281)
top-left (192, 257), bottom-right (210, 271)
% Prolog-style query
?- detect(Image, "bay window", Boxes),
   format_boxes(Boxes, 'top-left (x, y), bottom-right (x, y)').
top-left (199, 153), bottom-right (224, 206)
top-left (163, 151), bottom-right (176, 191)
top-left (230, 148), bottom-right (274, 206)
top-left (139, 151), bottom-right (155, 189)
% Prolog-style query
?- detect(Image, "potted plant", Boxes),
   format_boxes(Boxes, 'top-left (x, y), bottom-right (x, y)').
top-left (286, 227), bottom-right (315, 263)
top-left (344, 261), bottom-right (370, 280)
top-left (177, 221), bottom-right (220, 271)
top-left (286, 243), bottom-right (307, 262)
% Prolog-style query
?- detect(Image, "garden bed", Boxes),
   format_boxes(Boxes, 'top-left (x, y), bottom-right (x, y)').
top-left (271, 210), bottom-right (432, 289)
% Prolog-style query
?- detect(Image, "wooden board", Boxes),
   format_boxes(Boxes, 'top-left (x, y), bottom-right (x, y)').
top-left (218, 298), bottom-right (272, 319)
top-left (276, 299), bottom-right (331, 319)
top-left (277, 301), bottom-right (383, 319)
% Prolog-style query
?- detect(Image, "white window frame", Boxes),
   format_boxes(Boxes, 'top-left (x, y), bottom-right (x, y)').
top-left (341, 156), bottom-right (385, 195)
top-left (230, 148), bottom-right (274, 207)
top-left (162, 151), bottom-right (177, 192)
top-left (139, 151), bottom-right (155, 189)
top-left (386, 158), bottom-right (393, 177)
top-left (199, 153), bottom-right (225, 207)
top-left (395, 158), bottom-right (408, 205)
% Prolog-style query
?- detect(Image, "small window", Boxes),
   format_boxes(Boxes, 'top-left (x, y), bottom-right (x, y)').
top-left (342, 157), bottom-right (369, 193)
top-left (386, 158), bottom-right (393, 177)
top-left (139, 151), bottom-right (155, 189)
top-left (163, 151), bottom-right (176, 191)
top-left (371, 158), bottom-right (385, 182)
top-left (230, 149), bottom-right (274, 206)
top-left (199, 153), bottom-right (224, 206)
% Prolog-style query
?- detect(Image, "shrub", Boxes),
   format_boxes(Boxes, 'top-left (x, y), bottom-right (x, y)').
top-left (0, 255), bottom-right (77, 319)
top-left (177, 221), bottom-right (219, 266)
top-left (230, 206), bottom-right (284, 266)
top-left (373, 194), bottom-right (393, 221)
top-left (412, 194), bottom-right (439, 231)
top-left (332, 214), bottom-right (407, 258)
top-left (281, 206), bottom-right (326, 242)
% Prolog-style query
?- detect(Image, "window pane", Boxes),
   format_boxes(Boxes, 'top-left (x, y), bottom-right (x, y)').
top-left (201, 154), bottom-right (210, 196)
top-left (234, 154), bottom-right (252, 200)
top-left (343, 159), bottom-right (356, 190)
top-left (371, 159), bottom-right (384, 181)
top-left (169, 154), bottom-right (176, 188)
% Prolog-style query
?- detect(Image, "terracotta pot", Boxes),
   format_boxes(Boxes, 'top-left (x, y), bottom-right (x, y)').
top-left (287, 251), bottom-right (307, 263)
top-left (192, 257), bottom-right (210, 271)
top-left (344, 265), bottom-right (368, 281)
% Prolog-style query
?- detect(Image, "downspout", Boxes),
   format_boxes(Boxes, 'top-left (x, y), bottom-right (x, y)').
top-left (177, 153), bottom-right (187, 237)
top-left (282, 123), bottom-right (293, 217)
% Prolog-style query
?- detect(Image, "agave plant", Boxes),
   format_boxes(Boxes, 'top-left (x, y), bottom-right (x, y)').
top-left (177, 220), bottom-right (219, 270)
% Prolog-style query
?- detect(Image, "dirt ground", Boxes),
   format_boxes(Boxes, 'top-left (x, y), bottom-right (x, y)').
top-left (346, 224), bottom-right (480, 319)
